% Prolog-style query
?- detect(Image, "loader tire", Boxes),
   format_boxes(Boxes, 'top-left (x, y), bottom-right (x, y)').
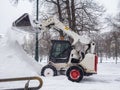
top-left (66, 66), bottom-right (84, 82)
top-left (41, 65), bottom-right (57, 77)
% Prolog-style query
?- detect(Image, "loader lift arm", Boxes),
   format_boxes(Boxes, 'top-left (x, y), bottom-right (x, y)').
top-left (40, 16), bottom-right (95, 54)
top-left (40, 16), bottom-right (91, 45)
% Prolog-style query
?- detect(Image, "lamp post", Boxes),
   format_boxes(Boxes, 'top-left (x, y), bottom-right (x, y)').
top-left (35, 0), bottom-right (39, 62)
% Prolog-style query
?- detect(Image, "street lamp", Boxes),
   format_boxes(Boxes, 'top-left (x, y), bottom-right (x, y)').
top-left (35, 0), bottom-right (39, 61)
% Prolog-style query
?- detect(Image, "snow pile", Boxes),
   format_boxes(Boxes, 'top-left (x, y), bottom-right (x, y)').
top-left (0, 28), bottom-right (42, 78)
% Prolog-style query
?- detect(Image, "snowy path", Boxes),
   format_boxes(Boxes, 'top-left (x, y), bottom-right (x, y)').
top-left (41, 63), bottom-right (120, 90)
top-left (0, 37), bottom-right (120, 90)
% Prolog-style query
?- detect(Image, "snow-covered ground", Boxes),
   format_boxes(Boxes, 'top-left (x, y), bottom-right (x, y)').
top-left (0, 32), bottom-right (120, 90)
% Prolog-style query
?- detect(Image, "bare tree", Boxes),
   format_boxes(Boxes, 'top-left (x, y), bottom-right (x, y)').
top-left (105, 11), bottom-right (120, 63)
top-left (45, 0), bottom-right (105, 34)
top-left (111, 31), bottom-right (119, 64)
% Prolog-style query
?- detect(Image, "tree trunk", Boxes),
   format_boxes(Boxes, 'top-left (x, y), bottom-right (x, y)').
top-left (57, 0), bottom-right (62, 21)
top-left (71, 0), bottom-right (77, 33)
top-left (56, 0), bottom-right (64, 39)
top-left (115, 38), bottom-right (118, 64)
top-left (65, 0), bottom-right (72, 28)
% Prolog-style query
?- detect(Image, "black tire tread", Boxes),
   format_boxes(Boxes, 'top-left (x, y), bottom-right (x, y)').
top-left (66, 66), bottom-right (84, 82)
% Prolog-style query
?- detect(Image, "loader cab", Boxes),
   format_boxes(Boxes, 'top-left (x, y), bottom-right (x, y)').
top-left (49, 40), bottom-right (72, 63)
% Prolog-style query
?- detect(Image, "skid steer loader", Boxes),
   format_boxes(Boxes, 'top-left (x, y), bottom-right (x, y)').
top-left (13, 13), bottom-right (98, 82)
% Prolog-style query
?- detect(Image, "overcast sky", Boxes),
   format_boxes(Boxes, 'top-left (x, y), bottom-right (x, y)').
top-left (0, 0), bottom-right (119, 34)
top-left (96, 0), bottom-right (119, 14)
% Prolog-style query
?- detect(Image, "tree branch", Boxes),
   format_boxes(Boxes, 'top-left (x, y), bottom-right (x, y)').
top-left (46, 0), bottom-right (57, 5)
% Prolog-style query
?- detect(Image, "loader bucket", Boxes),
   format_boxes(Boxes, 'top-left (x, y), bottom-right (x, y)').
top-left (12, 13), bottom-right (37, 33)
